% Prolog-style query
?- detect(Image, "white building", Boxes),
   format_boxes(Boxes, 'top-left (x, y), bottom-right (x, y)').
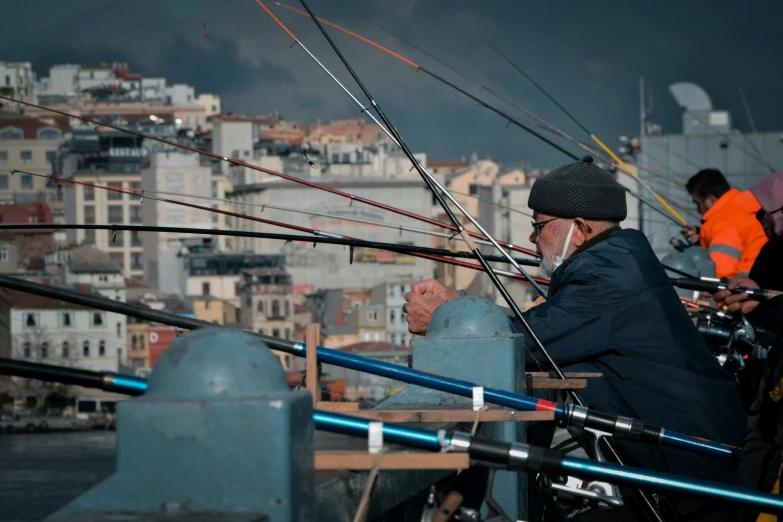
top-left (212, 119), bottom-right (254, 175)
top-left (0, 288), bottom-right (127, 377)
top-left (142, 151), bottom-right (212, 295)
top-left (61, 246), bottom-right (127, 303)
top-left (229, 178), bottom-right (434, 289)
top-left (0, 61), bottom-right (36, 109)
top-left (165, 84), bottom-right (195, 106)
top-left (371, 280), bottom-right (415, 347)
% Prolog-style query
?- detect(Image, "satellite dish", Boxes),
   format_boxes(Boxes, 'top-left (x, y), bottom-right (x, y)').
top-left (669, 82), bottom-right (712, 112)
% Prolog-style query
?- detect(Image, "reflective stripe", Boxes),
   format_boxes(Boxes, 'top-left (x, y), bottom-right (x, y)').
top-left (708, 244), bottom-right (742, 260)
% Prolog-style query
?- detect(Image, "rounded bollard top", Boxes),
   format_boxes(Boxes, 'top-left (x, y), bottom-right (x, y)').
top-left (145, 327), bottom-right (289, 400)
top-left (662, 250), bottom-right (700, 278)
top-left (427, 295), bottom-right (513, 338)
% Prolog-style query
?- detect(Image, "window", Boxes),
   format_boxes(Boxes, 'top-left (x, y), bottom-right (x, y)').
top-left (84, 229), bottom-right (96, 245)
top-left (129, 182), bottom-right (142, 195)
top-left (256, 300), bottom-right (263, 312)
top-left (389, 309), bottom-right (396, 324)
top-left (23, 342), bottom-right (31, 358)
top-left (108, 205), bottom-right (123, 223)
top-left (83, 341), bottom-right (90, 356)
top-left (390, 334), bottom-right (397, 344)
top-left (272, 328), bottom-right (280, 338)
top-left (41, 342), bottom-right (48, 358)
top-left (116, 322), bottom-right (122, 338)
top-left (84, 186), bottom-right (95, 201)
top-left (284, 301), bottom-right (290, 317)
top-left (363, 332), bottom-right (370, 342)
top-left (140, 336), bottom-right (145, 350)
top-left (195, 115), bottom-right (201, 125)
top-left (271, 300), bottom-right (280, 317)
top-left (0, 248), bottom-right (7, 261)
top-left (112, 230), bottom-right (124, 246)
top-left (59, 312), bottom-right (72, 327)
top-left (99, 341), bottom-right (106, 356)
top-left (107, 182), bottom-right (123, 200)
top-left (38, 128), bottom-right (62, 140)
top-left (0, 127), bottom-right (22, 140)
top-left (62, 341), bottom-right (70, 358)
top-left (131, 252), bottom-right (143, 270)
top-left (129, 206), bottom-right (142, 223)
top-left (24, 312), bottom-right (39, 327)
top-left (257, 328), bottom-right (264, 335)
top-left (21, 174), bottom-right (33, 189)
top-left (205, 300), bottom-right (211, 310)
top-left (202, 282), bottom-right (210, 296)
top-left (130, 230), bottom-right (142, 246)
top-left (367, 310), bottom-right (378, 321)
top-left (83, 206), bottom-right (95, 224)
top-left (20, 151), bottom-right (32, 164)
top-left (118, 348), bottom-right (122, 362)
top-left (374, 332), bottom-right (381, 341)
top-left (211, 181), bottom-right (217, 198)
top-left (46, 150), bottom-right (56, 164)
top-left (131, 335), bottom-right (138, 350)
top-left (91, 312), bottom-right (106, 327)
top-left (0, 174), bottom-right (8, 188)
top-left (245, 296), bottom-right (252, 309)
top-left (284, 328), bottom-right (290, 340)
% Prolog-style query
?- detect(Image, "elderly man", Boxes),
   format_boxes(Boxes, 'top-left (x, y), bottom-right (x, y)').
top-left (405, 156), bottom-right (744, 519)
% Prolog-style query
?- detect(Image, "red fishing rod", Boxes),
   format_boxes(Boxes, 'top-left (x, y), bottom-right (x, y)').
top-left (0, 94), bottom-right (538, 259)
top-left (13, 169), bottom-right (550, 286)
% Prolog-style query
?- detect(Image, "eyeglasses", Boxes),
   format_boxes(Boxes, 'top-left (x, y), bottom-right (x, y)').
top-left (531, 217), bottom-right (560, 235)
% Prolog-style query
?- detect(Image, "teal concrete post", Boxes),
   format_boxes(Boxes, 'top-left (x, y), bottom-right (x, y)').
top-left (47, 327), bottom-right (314, 522)
top-left (377, 296), bottom-right (527, 519)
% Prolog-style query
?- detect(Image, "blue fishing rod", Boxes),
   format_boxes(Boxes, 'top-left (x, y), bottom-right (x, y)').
top-left (1, 357), bottom-right (780, 515)
top-left (0, 275), bottom-right (738, 461)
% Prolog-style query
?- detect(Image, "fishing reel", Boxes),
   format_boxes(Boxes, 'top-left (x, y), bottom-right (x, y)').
top-left (692, 309), bottom-right (756, 372)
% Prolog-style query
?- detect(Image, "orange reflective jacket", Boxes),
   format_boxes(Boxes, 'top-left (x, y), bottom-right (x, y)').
top-left (699, 188), bottom-right (768, 279)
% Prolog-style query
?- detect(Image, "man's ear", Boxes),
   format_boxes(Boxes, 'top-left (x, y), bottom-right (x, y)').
top-left (571, 217), bottom-right (592, 247)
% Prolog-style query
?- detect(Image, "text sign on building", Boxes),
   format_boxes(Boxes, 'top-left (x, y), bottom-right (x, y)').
top-left (109, 147), bottom-right (147, 158)
top-left (148, 326), bottom-right (178, 368)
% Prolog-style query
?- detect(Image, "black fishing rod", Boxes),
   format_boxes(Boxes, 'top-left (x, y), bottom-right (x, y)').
top-left (670, 277), bottom-right (775, 301)
top-left (0, 223), bottom-right (541, 268)
top-left (1, 357), bottom-right (779, 514)
top-left (0, 275), bottom-right (740, 462)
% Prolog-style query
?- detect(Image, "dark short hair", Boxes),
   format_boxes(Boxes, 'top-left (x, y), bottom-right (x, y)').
top-left (686, 169), bottom-right (731, 199)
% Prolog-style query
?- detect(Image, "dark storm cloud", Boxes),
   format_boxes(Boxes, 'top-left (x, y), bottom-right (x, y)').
top-left (2, 0), bottom-right (781, 168)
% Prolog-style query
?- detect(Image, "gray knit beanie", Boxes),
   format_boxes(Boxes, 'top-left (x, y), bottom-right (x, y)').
top-left (528, 155), bottom-right (627, 221)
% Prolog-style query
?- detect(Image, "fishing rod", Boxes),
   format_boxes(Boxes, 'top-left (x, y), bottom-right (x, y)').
top-left (484, 41), bottom-right (688, 227)
top-left (0, 95), bottom-right (537, 259)
top-left (363, 14), bottom-right (688, 191)
top-left (0, 276), bottom-right (738, 461)
top-left (670, 277), bottom-right (777, 302)
top-left (143, 187), bottom-right (535, 248)
top-left (13, 169), bottom-right (544, 283)
top-left (273, 2), bottom-right (690, 228)
top-left (0, 223), bottom-right (544, 272)
top-left (1, 357), bottom-right (775, 514)
top-left (256, 0), bottom-right (549, 301)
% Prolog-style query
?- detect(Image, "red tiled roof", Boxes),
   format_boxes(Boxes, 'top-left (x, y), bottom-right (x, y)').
top-left (0, 116), bottom-right (69, 139)
top-left (429, 161), bottom-right (469, 168)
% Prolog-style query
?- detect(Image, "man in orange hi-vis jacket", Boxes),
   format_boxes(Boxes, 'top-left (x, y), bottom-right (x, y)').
top-left (682, 169), bottom-right (768, 279)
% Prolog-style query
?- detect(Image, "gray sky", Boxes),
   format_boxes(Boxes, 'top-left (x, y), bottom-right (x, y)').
top-left (2, 0), bottom-right (781, 168)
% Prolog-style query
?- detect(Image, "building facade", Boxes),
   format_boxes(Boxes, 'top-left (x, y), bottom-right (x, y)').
top-left (371, 281), bottom-right (415, 347)
top-left (0, 289), bottom-right (127, 378)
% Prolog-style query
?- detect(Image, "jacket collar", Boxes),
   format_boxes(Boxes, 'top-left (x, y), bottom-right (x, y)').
top-left (702, 188), bottom-right (740, 223)
top-left (573, 226), bottom-right (622, 256)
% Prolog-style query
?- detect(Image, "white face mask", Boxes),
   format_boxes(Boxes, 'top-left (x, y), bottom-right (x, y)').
top-left (552, 221), bottom-right (575, 271)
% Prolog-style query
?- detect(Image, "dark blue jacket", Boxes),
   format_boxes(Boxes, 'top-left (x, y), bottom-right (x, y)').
top-left (514, 228), bottom-right (745, 483)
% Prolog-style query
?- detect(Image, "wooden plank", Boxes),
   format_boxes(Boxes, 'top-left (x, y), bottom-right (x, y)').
top-left (531, 378), bottom-right (587, 389)
top-left (527, 372), bottom-right (603, 378)
top-left (348, 409), bottom-right (554, 423)
top-left (315, 451), bottom-right (469, 470)
top-left (306, 323), bottom-right (322, 405)
top-left (317, 401), bottom-right (360, 412)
